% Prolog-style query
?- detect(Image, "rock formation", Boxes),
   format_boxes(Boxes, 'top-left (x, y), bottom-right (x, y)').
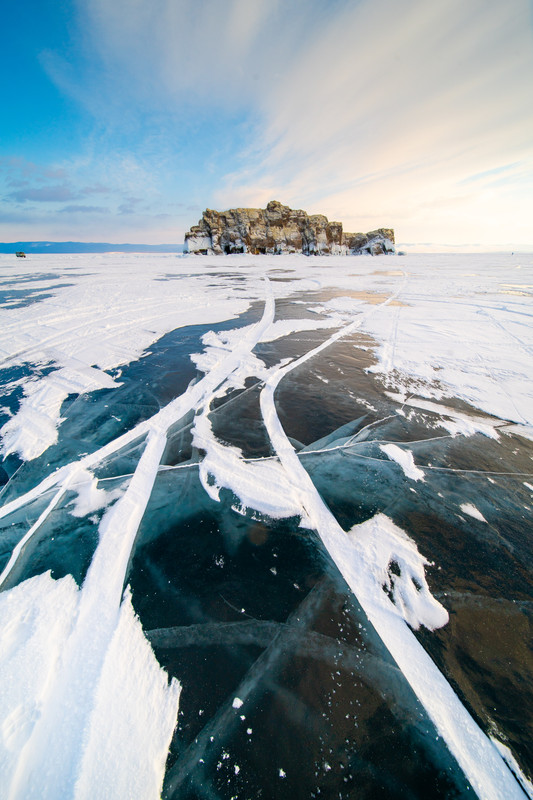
top-left (184, 201), bottom-right (395, 256)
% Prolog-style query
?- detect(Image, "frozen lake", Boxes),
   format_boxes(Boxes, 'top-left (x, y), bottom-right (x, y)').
top-left (0, 252), bottom-right (532, 798)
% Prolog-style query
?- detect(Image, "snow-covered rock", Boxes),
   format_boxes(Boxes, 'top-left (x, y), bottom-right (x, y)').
top-left (184, 200), bottom-right (395, 256)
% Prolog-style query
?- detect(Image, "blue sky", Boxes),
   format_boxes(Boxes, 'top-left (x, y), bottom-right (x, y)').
top-left (1, 0), bottom-right (532, 249)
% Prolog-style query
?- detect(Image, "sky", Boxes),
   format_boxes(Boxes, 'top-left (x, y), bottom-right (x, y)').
top-left (1, 0), bottom-right (532, 251)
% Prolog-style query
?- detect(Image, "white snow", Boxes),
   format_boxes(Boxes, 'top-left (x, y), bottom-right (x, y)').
top-left (256, 309), bottom-right (526, 799)
top-left (346, 514), bottom-right (447, 630)
top-left (193, 409), bottom-right (306, 523)
top-left (1, 252), bottom-right (532, 461)
top-left (0, 573), bottom-right (180, 799)
top-left (68, 467), bottom-right (126, 518)
top-left (0, 254), bottom-right (249, 460)
top-left (0, 366), bottom-right (118, 461)
top-left (0, 429), bottom-right (182, 799)
top-left (379, 443), bottom-right (425, 481)
top-left (1, 251), bottom-right (532, 798)
top-left (386, 394), bottom-right (502, 439)
top-left (500, 423), bottom-right (533, 442)
top-left (460, 503), bottom-right (488, 522)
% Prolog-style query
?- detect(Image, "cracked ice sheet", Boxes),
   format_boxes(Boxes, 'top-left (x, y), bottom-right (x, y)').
top-left (1, 261), bottom-right (528, 796)
top-left (0, 429), bottom-right (181, 799)
top-left (0, 277), bottom-right (281, 798)
top-left (2, 252), bottom-right (532, 462)
top-left (184, 277), bottom-right (530, 797)
top-left (0, 254), bottom-right (250, 461)
top-left (305, 253), bottom-right (533, 432)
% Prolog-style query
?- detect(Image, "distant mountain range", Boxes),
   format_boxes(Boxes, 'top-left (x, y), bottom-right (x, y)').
top-left (0, 242), bottom-right (185, 254)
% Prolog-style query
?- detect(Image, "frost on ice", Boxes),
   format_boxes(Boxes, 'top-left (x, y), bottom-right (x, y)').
top-left (0, 252), bottom-right (531, 799)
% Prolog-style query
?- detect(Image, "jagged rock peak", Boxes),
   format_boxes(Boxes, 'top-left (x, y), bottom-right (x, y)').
top-left (184, 201), bottom-right (395, 256)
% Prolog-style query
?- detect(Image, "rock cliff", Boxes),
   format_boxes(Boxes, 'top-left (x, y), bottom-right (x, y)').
top-left (184, 201), bottom-right (395, 256)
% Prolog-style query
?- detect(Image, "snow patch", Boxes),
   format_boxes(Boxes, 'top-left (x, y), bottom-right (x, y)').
top-left (460, 503), bottom-right (487, 522)
top-left (385, 394), bottom-right (501, 440)
top-left (347, 514), bottom-right (447, 631)
top-left (0, 366), bottom-right (118, 461)
top-left (379, 443), bottom-right (425, 481)
top-left (0, 574), bottom-right (180, 799)
top-left (193, 410), bottom-right (306, 523)
top-left (69, 468), bottom-right (126, 518)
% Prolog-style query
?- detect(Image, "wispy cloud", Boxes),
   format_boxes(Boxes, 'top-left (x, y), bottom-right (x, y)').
top-left (65, 0), bottom-right (532, 245)
top-left (459, 162), bottom-right (523, 185)
top-left (0, 153), bottom-right (168, 240)
top-left (5, 0), bottom-right (533, 246)
top-left (6, 179), bottom-right (112, 204)
top-left (117, 197), bottom-right (143, 215)
top-left (216, 0), bottom-right (533, 242)
top-left (59, 204), bottom-right (107, 213)
top-left (8, 184), bottom-right (77, 203)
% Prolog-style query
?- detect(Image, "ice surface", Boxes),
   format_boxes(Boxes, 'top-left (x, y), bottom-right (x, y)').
top-left (0, 429), bottom-right (181, 798)
top-left (2, 253), bottom-right (532, 462)
top-left (0, 252), bottom-right (531, 798)
top-left (255, 299), bottom-right (530, 799)
top-left (0, 254), bottom-right (249, 460)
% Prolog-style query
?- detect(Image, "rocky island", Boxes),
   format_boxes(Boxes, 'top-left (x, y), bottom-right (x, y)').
top-left (184, 200), bottom-right (395, 256)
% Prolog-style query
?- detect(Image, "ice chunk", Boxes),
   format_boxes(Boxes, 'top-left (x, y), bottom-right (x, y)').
top-left (299, 416), bottom-right (368, 453)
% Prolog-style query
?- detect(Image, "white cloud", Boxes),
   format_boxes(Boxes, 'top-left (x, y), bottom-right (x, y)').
top-left (215, 0), bottom-right (533, 245)
top-left (48, 0), bottom-right (533, 246)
